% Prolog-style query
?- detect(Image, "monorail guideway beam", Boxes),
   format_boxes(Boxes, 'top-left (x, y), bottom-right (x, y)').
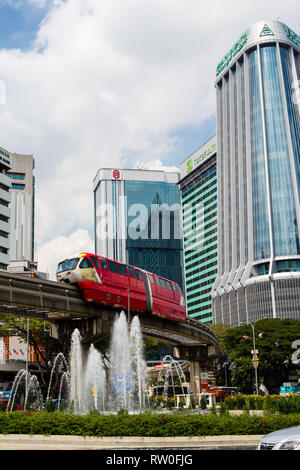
top-left (0, 271), bottom-right (218, 392)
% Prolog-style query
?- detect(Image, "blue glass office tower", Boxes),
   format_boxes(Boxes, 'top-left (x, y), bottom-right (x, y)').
top-left (212, 20), bottom-right (300, 325)
top-left (93, 168), bottom-right (184, 288)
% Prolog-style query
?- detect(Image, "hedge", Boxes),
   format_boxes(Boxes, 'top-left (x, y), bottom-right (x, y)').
top-left (224, 394), bottom-right (300, 413)
top-left (0, 411), bottom-right (299, 437)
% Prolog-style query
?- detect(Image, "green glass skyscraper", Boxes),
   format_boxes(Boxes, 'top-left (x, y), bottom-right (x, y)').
top-left (179, 136), bottom-right (217, 323)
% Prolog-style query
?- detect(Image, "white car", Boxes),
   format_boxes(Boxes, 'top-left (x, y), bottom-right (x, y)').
top-left (257, 426), bottom-right (300, 450)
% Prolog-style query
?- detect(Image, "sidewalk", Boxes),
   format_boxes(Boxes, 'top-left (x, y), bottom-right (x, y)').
top-left (0, 434), bottom-right (262, 450)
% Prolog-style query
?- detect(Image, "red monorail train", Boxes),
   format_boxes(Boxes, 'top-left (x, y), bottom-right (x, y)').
top-left (56, 252), bottom-right (186, 322)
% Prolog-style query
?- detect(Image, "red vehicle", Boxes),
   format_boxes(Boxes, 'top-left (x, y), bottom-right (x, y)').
top-left (56, 253), bottom-right (186, 322)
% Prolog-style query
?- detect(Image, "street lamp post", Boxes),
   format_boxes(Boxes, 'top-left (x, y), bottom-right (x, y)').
top-left (249, 322), bottom-right (259, 395)
top-left (240, 321), bottom-right (259, 395)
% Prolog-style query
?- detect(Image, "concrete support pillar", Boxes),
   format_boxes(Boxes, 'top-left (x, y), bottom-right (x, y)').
top-left (189, 361), bottom-right (201, 395)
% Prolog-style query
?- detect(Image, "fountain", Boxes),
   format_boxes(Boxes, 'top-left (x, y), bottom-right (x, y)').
top-left (83, 344), bottom-right (106, 413)
top-left (69, 311), bottom-right (148, 413)
top-left (46, 352), bottom-right (70, 403)
top-left (7, 312), bottom-right (182, 414)
top-left (8, 369), bottom-right (43, 411)
top-left (151, 355), bottom-right (194, 409)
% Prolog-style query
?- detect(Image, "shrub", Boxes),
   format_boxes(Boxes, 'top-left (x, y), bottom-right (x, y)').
top-left (0, 411), bottom-right (300, 437)
top-left (200, 395), bottom-right (207, 410)
top-left (166, 398), bottom-right (175, 410)
top-left (254, 396), bottom-right (264, 410)
top-left (219, 401), bottom-right (229, 415)
top-left (236, 395), bottom-right (246, 409)
top-left (249, 396), bottom-right (256, 410)
top-left (45, 400), bottom-right (56, 413)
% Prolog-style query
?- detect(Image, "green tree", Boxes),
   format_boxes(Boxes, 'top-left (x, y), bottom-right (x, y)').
top-left (0, 316), bottom-right (65, 389)
top-left (211, 323), bottom-right (233, 386)
top-left (222, 318), bottom-right (300, 394)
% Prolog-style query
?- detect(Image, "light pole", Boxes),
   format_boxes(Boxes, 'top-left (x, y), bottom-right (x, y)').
top-left (249, 322), bottom-right (259, 395)
top-left (240, 321), bottom-right (259, 395)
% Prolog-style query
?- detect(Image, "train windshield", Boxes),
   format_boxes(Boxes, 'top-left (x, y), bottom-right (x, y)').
top-left (56, 258), bottom-right (79, 273)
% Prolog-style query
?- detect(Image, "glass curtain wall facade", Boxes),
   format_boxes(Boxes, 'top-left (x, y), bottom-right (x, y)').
top-left (125, 180), bottom-right (183, 287)
top-left (180, 143), bottom-right (217, 323)
top-left (212, 20), bottom-right (300, 325)
top-left (93, 169), bottom-right (184, 289)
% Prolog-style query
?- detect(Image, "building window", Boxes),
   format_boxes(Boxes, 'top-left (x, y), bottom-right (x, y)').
top-left (0, 214), bottom-right (9, 223)
top-left (7, 173), bottom-right (25, 180)
top-left (11, 184), bottom-right (25, 190)
top-left (0, 199), bottom-right (9, 207)
top-left (0, 183), bottom-right (9, 192)
top-left (0, 230), bottom-right (8, 239)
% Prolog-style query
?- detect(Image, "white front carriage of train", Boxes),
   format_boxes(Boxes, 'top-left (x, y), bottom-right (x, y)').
top-left (56, 253), bottom-right (101, 284)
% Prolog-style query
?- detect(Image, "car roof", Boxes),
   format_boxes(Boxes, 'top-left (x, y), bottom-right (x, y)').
top-left (261, 425), bottom-right (300, 444)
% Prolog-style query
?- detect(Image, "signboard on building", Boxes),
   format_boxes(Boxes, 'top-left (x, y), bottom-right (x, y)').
top-left (180, 135), bottom-right (217, 179)
top-left (112, 169), bottom-right (121, 180)
top-left (215, 21), bottom-right (300, 80)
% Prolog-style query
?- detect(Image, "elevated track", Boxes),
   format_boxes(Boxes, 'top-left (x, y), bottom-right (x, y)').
top-left (0, 271), bottom-right (217, 349)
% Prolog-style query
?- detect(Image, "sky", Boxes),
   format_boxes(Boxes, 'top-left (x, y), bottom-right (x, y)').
top-left (0, 0), bottom-right (299, 279)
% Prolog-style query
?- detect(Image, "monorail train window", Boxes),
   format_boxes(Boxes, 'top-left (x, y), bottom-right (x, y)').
top-left (100, 258), bottom-right (108, 269)
top-left (135, 269), bottom-right (143, 281)
top-left (57, 258), bottom-right (79, 273)
top-left (79, 257), bottom-right (93, 268)
top-left (148, 274), bottom-right (154, 284)
top-left (126, 265), bottom-right (135, 278)
top-left (165, 281), bottom-right (172, 291)
top-left (160, 278), bottom-right (167, 288)
top-left (108, 260), bottom-right (118, 273)
top-left (91, 256), bottom-right (99, 268)
top-left (173, 283), bottom-right (178, 292)
top-left (155, 275), bottom-right (160, 286)
top-left (117, 264), bottom-right (127, 276)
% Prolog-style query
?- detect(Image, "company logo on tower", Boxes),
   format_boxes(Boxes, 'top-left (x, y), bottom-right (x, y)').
top-left (112, 169), bottom-right (121, 180)
top-left (260, 24), bottom-right (274, 37)
top-left (186, 159), bottom-right (193, 174)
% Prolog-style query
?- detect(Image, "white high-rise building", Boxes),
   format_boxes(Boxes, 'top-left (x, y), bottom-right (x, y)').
top-left (0, 147), bottom-right (11, 270)
top-left (7, 152), bottom-right (35, 262)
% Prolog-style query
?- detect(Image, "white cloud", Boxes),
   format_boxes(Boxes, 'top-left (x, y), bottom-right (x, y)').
top-left (0, 0), bottom-right (299, 272)
top-left (37, 228), bottom-right (94, 281)
top-left (134, 159), bottom-right (179, 173)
